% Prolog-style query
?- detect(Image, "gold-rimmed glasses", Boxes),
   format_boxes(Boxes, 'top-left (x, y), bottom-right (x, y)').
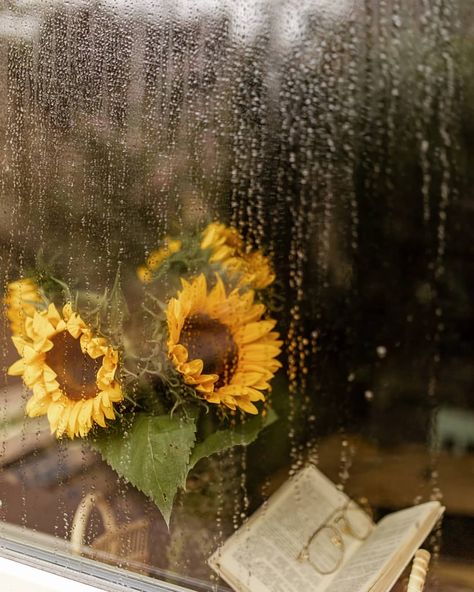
top-left (297, 500), bottom-right (373, 574)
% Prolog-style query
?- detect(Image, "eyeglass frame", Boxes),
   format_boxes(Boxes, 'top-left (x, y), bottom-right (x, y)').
top-left (297, 499), bottom-right (373, 575)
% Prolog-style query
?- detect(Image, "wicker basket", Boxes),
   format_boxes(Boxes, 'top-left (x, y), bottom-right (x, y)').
top-left (70, 492), bottom-right (150, 568)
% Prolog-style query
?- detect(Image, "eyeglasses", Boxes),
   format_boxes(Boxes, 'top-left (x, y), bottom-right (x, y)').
top-left (297, 500), bottom-right (373, 574)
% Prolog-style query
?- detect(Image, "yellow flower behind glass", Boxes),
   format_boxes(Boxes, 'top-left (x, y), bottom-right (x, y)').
top-left (137, 238), bottom-right (182, 284)
top-left (166, 274), bottom-right (282, 414)
top-left (201, 222), bottom-right (275, 289)
top-left (4, 278), bottom-right (42, 336)
top-left (8, 303), bottom-right (123, 438)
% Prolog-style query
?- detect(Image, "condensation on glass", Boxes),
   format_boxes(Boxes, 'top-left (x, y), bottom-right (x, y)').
top-left (0, 0), bottom-right (473, 590)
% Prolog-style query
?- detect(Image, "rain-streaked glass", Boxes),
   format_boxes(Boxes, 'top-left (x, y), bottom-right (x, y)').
top-left (0, 0), bottom-right (473, 590)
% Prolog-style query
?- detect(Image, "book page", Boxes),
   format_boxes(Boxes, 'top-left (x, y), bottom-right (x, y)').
top-left (324, 502), bottom-right (442, 592)
top-left (209, 466), bottom-right (367, 592)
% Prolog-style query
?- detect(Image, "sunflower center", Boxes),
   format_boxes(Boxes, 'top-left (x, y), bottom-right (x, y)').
top-left (47, 332), bottom-right (101, 400)
top-left (181, 314), bottom-right (237, 386)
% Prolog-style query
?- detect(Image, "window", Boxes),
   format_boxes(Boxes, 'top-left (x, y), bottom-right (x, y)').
top-left (1, 1), bottom-right (473, 590)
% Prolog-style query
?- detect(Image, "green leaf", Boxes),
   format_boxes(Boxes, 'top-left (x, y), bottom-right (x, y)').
top-left (94, 413), bottom-right (197, 526)
top-left (105, 266), bottom-right (130, 333)
top-left (189, 409), bottom-right (278, 470)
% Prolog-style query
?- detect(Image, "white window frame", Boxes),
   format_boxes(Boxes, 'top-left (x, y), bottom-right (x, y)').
top-left (0, 522), bottom-right (207, 592)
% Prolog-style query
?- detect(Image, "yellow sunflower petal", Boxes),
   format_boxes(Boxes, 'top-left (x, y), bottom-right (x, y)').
top-left (23, 344), bottom-right (42, 364)
top-left (181, 358), bottom-right (204, 376)
top-left (11, 335), bottom-right (27, 355)
top-left (92, 407), bottom-right (107, 428)
top-left (31, 382), bottom-right (46, 397)
top-left (186, 373), bottom-right (218, 391)
top-left (97, 364), bottom-right (116, 388)
top-left (147, 248), bottom-right (167, 270)
top-left (234, 320), bottom-right (276, 344)
top-left (205, 391), bottom-right (223, 404)
top-left (221, 395), bottom-right (238, 411)
top-left (4, 278), bottom-right (43, 336)
top-left (241, 343), bottom-right (282, 360)
top-left (137, 265), bottom-right (152, 284)
top-left (106, 383), bottom-right (123, 403)
top-left (62, 303), bottom-right (74, 319)
top-left (78, 399), bottom-right (94, 429)
top-left (46, 303), bottom-right (62, 327)
top-left (169, 239), bottom-right (182, 254)
top-left (234, 398), bottom-right (258, 414)
top-left (26, 396), bottom-right (49, 417)
top-left (57, 408), bottom-right (72, 438)
top-left (171, 344), bottom-right (188, 364)
top-left (138, 238), bottom-right (182, 281)
top-left (33, 336), bottom-right (54, 354)
top-left (7, 358), bottom-right (26, 376)
top-left (47, 402), bottom-right (65, 433)
top-left (102, 400), bottom-right (116, 420)
top-left (195, 380), bottom-right (218, 394)
top-left (229, 371), bottom-right (269, 388)
top-left (23, 363), bottom-right (43, 385)
top-left (201, 223), bottom-right (222, 249)
top-left (32, 313), bottom-right (56, 340)
top-left (66, 313), bottom-right (87, 339)
top-left (80, 335), bottom-right (107, 358)
top-left (167, 298), bottom-right (184, 343)
top-left (209, 245), bottom-right (234, 263)
top-left (67, 401), bottom-right (82, 431)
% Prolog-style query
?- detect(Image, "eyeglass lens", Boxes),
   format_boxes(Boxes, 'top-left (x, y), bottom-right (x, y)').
top-left (343, 503), bottom-right (373, 540)
top-left (307, 525), bottom-right (344, 574)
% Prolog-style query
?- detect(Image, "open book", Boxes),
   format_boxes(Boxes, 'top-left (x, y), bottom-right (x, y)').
top-left (209, 466), bottom-right (444, 592)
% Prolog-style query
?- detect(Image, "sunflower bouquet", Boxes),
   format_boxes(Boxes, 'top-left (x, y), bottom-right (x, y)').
top-left (4, 223), bottom-right (282, 524)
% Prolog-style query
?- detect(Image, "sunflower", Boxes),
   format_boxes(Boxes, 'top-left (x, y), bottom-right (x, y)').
top-left (137, 238), bottom-right (182, 284)
top-left (201, 222), bottom-right (275, 290)
top-left (166, 274), bottom-right (282, 414)
top-left (8, 302), bottom-right (123, 438)
top-left (4, 278), bottom-right (42, 336)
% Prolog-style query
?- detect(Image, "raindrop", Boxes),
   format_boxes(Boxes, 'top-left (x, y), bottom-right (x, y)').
top-left (364, 390), bottom-right (374, 401)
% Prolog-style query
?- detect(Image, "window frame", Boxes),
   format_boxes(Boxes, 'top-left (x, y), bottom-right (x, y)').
top-left (0, 522), bottom-right (210, 592)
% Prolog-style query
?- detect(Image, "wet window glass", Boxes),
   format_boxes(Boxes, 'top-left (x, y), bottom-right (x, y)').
top-left (0, 0), bottom-right (473, 590)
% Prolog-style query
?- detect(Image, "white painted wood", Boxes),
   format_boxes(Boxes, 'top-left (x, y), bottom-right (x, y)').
top-left (0, 556), bottom-right (107, 592)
